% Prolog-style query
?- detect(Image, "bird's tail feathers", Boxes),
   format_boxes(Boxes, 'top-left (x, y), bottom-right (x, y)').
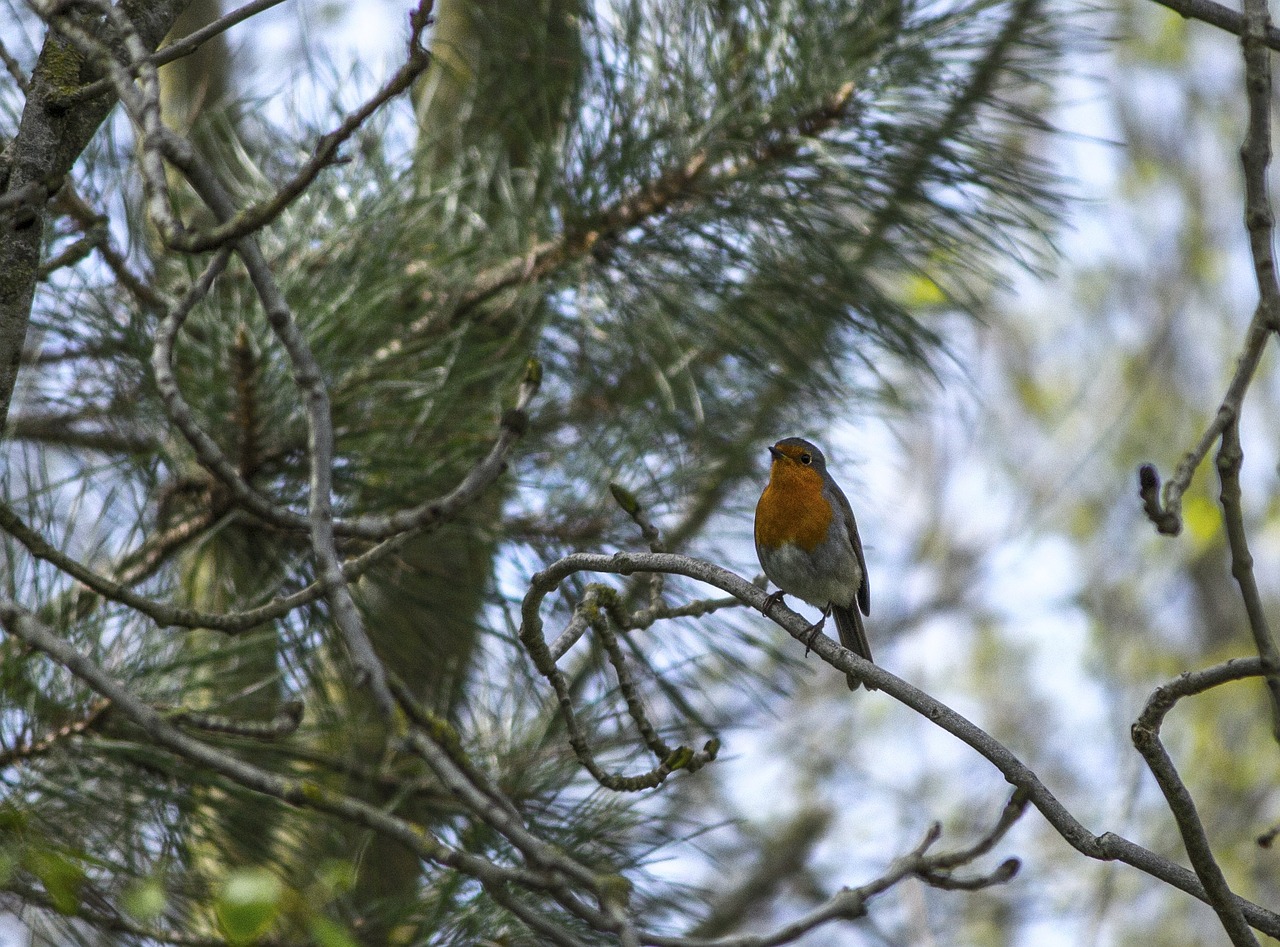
top-left (833, 604), bottom-right (875, 692)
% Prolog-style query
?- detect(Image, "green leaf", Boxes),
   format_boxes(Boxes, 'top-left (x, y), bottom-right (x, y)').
top-left (215, 867), bottom-right (284, 944)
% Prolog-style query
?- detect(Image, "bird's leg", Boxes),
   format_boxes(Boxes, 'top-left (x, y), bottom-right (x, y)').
top-left (762, 589), bottom-right (786, 618)
top-left (804, 605), bottom-right (831, 656)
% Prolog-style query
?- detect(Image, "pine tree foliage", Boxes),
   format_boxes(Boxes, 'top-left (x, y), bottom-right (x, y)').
top-left (0, 0), bottom-right (1113, 942)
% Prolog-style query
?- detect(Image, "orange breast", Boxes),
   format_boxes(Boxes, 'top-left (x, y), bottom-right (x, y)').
top-left (755, 465), bottom-right (833, 553)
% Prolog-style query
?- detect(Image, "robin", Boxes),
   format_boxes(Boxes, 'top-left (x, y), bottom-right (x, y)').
top-left (754, 437), bottom-right (873, 691)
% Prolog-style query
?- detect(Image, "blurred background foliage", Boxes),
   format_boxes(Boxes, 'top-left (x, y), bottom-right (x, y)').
top-left (1, 0), bottom-right (1279, 944)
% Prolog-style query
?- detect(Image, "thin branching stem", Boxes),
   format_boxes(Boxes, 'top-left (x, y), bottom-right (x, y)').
top-left (647, 812), bottom-right (1018, 947)
top-left (1146, 0), bottom-right (1280, 48)
top-left (596, 617), bottom-right (673, 760)
top-left (1132, 659), bottom-right (1270, 947)
top-left (1139, 0), bottom-right (1280, 535)
top-left (1215, 420), bottom-right (1280, 740)
top-left (520, 551), bottom-right (1280, 938)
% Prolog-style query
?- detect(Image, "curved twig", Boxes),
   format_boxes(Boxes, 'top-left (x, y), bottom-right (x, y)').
top-left (1132, 659), bottom-right (1270, 947)
top-left (519, 550), bottom-right (1280, 938)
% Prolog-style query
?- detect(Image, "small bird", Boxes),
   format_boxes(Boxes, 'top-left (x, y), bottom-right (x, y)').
top-left (754, 437), bottom-right (873, 691)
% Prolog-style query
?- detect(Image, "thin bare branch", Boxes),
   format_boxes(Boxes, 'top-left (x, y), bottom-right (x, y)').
top-left (597, 616), bottom-right (673, 760)
top-left (1140, 0), bottom-right (1280, 535)
top-left (520, 551), bottom-right (1280, 938)
top-left (610, 482), bottom-right (667, 609)
top-left (1239, 0), bottom-right (1280, 326)
top-left (152, 0), bottom-right (290, 67)
top-left (925, 789), bottom-right (1030, 872)
top-left (1145, 0), bottom-right (1280, 50)
top-left (648, 809), bottom-right (1019, 947)
top-left (1214, 420), bottom-right (1280, 742)
top-left (1132, 658), bottom-right (1270, 947)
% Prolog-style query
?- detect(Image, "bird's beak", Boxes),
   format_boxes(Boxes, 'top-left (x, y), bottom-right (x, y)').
top-left (768, 446), bottom-right (782, 461)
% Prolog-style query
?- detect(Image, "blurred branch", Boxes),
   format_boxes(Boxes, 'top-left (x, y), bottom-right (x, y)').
top-left (0, 35), bottom-right (28, 94)
top-left (0, 699), bottom-right (110, 768)
top-left (4, 412), bottom-right (160, 453)
top-left (1145, 0), bottom-right (1280, 50)
top-left (62, 0), bottom-right (293, 106)
top-left (688, 806), bottom-right (834, 939)
top-left (37, 228), bottom-right (100, 277)
top-left (520, 551), bottom-right (1280, 938)
top-left (53, 183), bottom-right (167, 310)
top-left (169, 699), bottom-right (303, 739)
top-left (0, 880), bottom-right (273, 947)
top-left (1132, 658), bottom-right (1272, 947)
top-left (18, 342), bottom-right (114, 364)
top-left (154, 0), bottom-right (289, 67)
top-left (0, 178), bottom-right (57, 217)
top-left (393, 684), bottom-right (640, 943)
top-left (854, 0), bottom-right (1042, 269)
top-left (652, 816), bottom-right (1019, 947)
top-left (112, 508), bottom-right (216, 586)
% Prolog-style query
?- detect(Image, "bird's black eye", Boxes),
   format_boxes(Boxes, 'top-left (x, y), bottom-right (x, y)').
top-left (800, 453), bottom-right (812, 465)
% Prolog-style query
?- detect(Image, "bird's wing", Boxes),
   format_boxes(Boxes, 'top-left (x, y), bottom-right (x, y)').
top-left (831, 482), bottom-right (870, 616)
